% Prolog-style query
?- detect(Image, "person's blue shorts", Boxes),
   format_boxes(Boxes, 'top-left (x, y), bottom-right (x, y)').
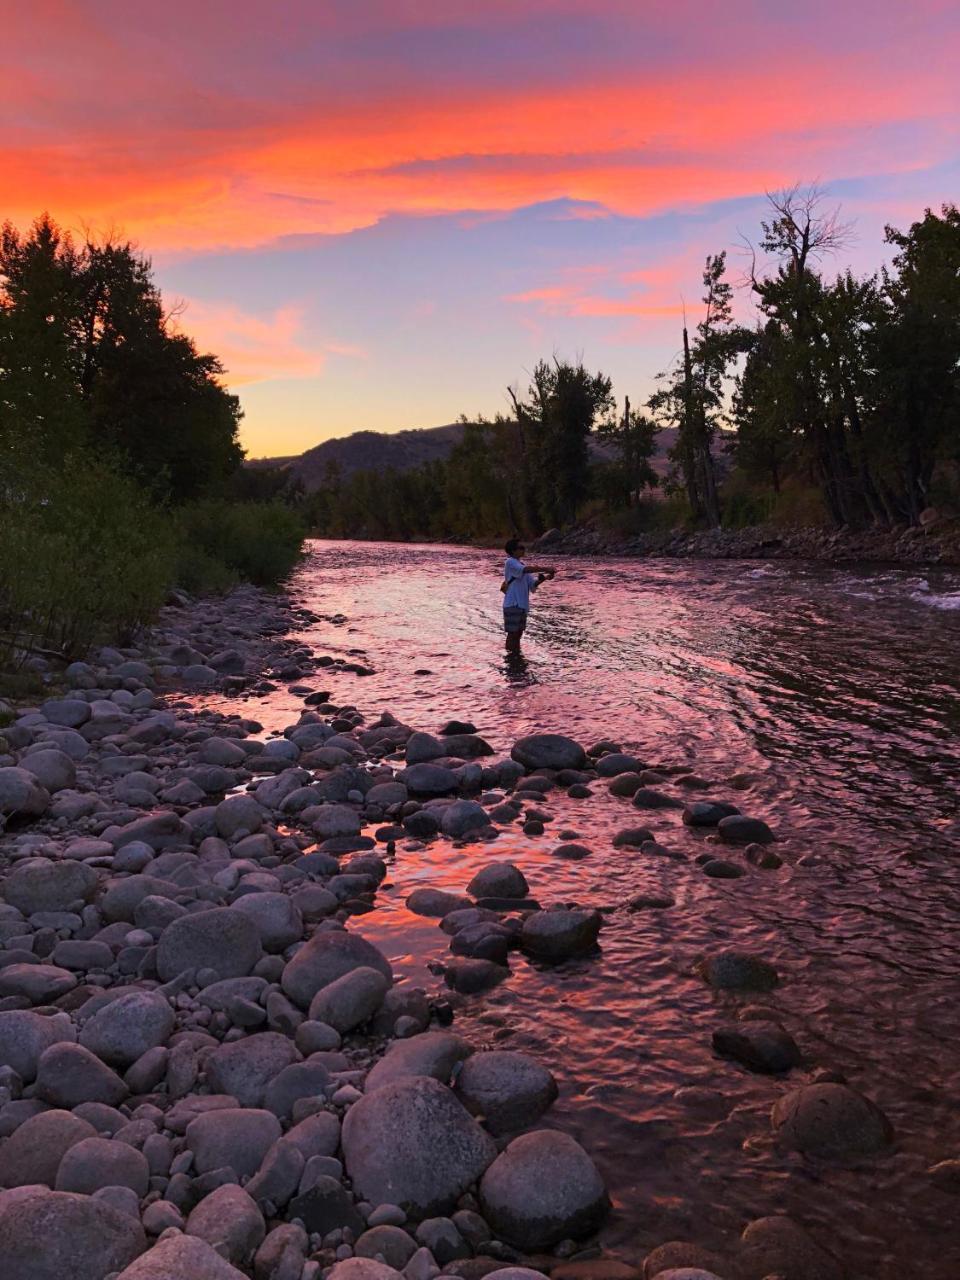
top-left (503, 607), bottom-right (527, 634)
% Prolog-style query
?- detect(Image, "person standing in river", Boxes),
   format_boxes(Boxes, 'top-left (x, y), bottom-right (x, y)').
top-left (501, 537), bottom-right (556, 654)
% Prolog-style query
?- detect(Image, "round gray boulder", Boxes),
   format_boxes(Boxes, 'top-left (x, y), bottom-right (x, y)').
top-left (0, 1189), bottom-right (146, 1280)
top-left (520, 908), bottom-right (601, 961)
top-left (231, 892), bottom-right (304, 952)
top-left (511, 734), bottom-right (586, 771)
top-left (479, 1130), bottom-right (608, 1248)
top-left (281, 928), bottom-right (392, 1009)
top-left (79, 991), bottom-right (175, 1069)
top-left (156, 907), bottom-right (263, 982)
top-left (113, 1233), bottom-right (247, 1278)
top-left (186, 1108), bottom-right (282, 1178)
top-left (19, 749), bottom-right (76, 793)
top-left (771, 1082), bottom-right (894, 1159)
top-left (0, 767), bottom-right (50, 817)
top-left (3, 858), bottom-right (97, 915)
top-left (0, 1110), bottom-right (97, 1189)
top-left (307, 965), bottom-right (391, 1033)
top-left (185, 1183), bottom-right (265, 1265)
top-left (440, 801), bottom-right (490, 839)
top-left (35, 1042), bottom-right (128, 1109)
top-left (55, 1137), bottom-right (149, 1197)
top-left (364, 1031), bottom-right (472, 1093)
top-left (0, 1010), bottom-right (76, 1082)
top-left (454, 1050), bottom-right (558, 1134)
top-left (205, 1032), bottom-right (299, 1108)
top-left (342, 1076), bottom-right (496, 1216)
top-left (466, 863), bottom-right (529, 899)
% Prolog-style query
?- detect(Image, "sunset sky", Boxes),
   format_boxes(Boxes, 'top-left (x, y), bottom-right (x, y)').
top-left (5, 1), bottom-right (958, 457)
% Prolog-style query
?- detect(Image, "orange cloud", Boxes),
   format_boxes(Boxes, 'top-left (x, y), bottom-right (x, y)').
top-left (175, 302), bottom-right (358, 386)
top-left (3, 9), bottom-right (957, 253)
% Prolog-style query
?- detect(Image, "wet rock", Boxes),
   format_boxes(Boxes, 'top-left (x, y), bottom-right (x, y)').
top-left (401, 764), bottom-right (459, 794)
top-left (595, 753), bottom-right (643, 777)
top-left (444, 958), bottom-right (510, 993)
top-left (641, 1242), bottom-right (730, 1278)
top-left (55, 1136), bottom-right (149, 1196)
top-left (0, 1189), bottom-right (146, 1280)
top-left (186, 1107), bottom-right (282, 1177)
top-left (35, 1042), bottom-right (127, 1108)
top-left (4, 859), bottom-right (97, 915)
top-left (0, 767), bottom-right (50, 818)
top-left (454, 1050), bottom-right (558, 1134)
top-left (281, 928), bottom-right (392, 1009)
top-left (511, 735), bottom-right (586, 771)
top-left (718, 815), bottom-right (775, 845)
top-left (79, 990), bottom-right (175, 1069)
top-left (156, 907), bottom-right (263, 982)
top-left (342, 1075), bottom-right (497, 1216)
top-left (407, 888), bottom-right (473, 917)
top-left (738, 1214), bottom-right (844, 1280)
top-left (441, 800), bottom-right (491, 838)
top-left (312, 804), bottom-right (363, 839)
top-left (744, 843), bottom-right (783, 869)
top-left (185, 1183), bottom-right (265, 1265)
top-left (701, 858), bottom-right (746, 879)
top-left (612, 827), bottom-right (655, 847)
top-left (206, 1032), bottom-right (299, 1107)
top-left (232, 892), bottom-right (304, 952)
top-left (698, 950), bottom-right (779, 992)
top-left (406, 732), bottom-right (445, 764)
top-left (607, 773), bottom-right (643, 798)
top-left (629, 790), bottom-right (683, 815)
top-left (0, 1109), bottom-right (97, 1188)
top-left (520, 908), bottom-right (601, 961)
top-left (403, 810), bottom-right (442, 838)
top-left (771, 1082), bottom-right (894, 1158)
top-left (308, 965), bottom-right (390, 1032)
top-left (626, 893), bottom-right (675, 911)
top-left (479, 1130), bottom-right (608, 1249)
top-left (114, 1232), bottom-right (248, 1278)
top-left (682, 801), bottom-right (740, 827)
top-left (712, 1023), bottom-right (801, 1074)
top-left (366, 1031), bottom-right (472, 1092)
top-left (0, 1010), bottom-right (76, 1082)
top-left (466, 863), bottom-right (529, 899)
top-left (552, 842), bottom-right (591, 860)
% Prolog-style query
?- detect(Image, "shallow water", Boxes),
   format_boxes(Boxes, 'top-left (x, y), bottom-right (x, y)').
top-left (211, 540), bottom-right (960, 1276)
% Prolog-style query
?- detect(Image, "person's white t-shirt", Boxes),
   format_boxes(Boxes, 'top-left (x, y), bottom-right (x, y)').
top-left (503, 556), bottom-right (537, 609)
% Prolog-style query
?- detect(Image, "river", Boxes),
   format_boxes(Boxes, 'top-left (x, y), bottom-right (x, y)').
top-left (210, 540), bottom-right (960, 1277)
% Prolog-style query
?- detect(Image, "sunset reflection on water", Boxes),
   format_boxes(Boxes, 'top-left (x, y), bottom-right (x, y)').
top-left (198, 541), bottom-right (960, 1277)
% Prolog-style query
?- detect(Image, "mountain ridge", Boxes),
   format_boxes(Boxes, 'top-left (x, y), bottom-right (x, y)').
top-left (247, 421), bottom-right (680, 491)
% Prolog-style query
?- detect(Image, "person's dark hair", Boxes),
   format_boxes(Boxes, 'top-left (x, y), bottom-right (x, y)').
top-left (504, 537), bottom-right (524, 555)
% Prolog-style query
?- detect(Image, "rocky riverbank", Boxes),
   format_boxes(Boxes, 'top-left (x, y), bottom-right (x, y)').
top-left (0, 584), bottom-right (928, 1280)
top-left (532, 512), bottom-right (960, 566)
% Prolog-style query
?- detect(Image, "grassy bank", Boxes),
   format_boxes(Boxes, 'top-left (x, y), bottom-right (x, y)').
top-left (0, 456), bottom-right (305, 674)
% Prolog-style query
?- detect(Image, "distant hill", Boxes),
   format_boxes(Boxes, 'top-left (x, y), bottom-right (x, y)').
top-left (248, 421), bottom-right (684, 492)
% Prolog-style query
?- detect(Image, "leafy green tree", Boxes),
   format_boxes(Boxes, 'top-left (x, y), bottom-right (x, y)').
top-left (518, 357), bottom-right (615, 528)
top-left (595, 396), bottom-right (659, 506)
top-left (0, 214), bottom-right (88, 470)
top-left (871, 204), bottom-right (960, 520)
top-left (649, 252), bottom-right (742, 526)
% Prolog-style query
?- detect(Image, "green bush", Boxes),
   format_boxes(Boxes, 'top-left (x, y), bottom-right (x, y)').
top-left (175, 500), bottom-right (305, 588)
top-left (0, 456), bottom-right (177, 663)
